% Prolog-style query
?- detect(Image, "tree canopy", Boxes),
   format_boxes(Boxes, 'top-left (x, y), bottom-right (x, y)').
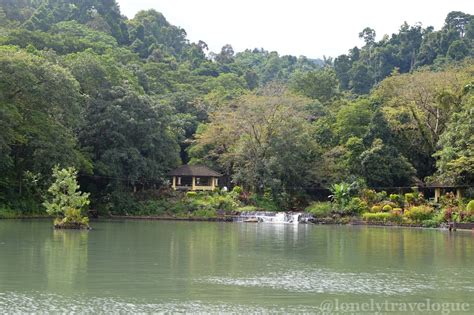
top-left (0, 1), bottom-right (472, 212)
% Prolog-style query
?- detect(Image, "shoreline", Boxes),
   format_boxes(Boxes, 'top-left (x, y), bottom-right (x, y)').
top-left (2, 214), bottom-right (473, 231)
top-left (104, 215), bottom-right (474, 231)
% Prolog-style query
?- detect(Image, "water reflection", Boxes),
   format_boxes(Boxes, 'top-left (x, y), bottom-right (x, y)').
top-left (43, 230), bottom-right (89, 293)
top-left (0, 220), bottom-right (473, 311)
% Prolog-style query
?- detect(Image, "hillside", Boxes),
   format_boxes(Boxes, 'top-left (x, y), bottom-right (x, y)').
top-left (0, 0), bottom-right (473, 214)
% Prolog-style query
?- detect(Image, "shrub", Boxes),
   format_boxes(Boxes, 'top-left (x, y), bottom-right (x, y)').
top-left (169, 201), bottom-right (189, 214)
top-left (232, 186), bottom-right (242, 194)
top-left (0, 206), bottom-right (19, 219)
top-left (329, 183), bottom-right (351, 208)
top-left (439, 192), bottom-right (458, 208)
top-left (404, 205), bottom-right (434, 222)
top-left (389, 194), bottom-right (403, 207)
top-left (210, 194), bottom-right (238, 212)
top-left (344, 197), bottom-right (368, 215)
top-left (371, 205), bottom-right (382, 213)
top-left (106, 191), bottom-right (140, 215)
top-left (306, 202), bottom-right (332, 218)
top-left (466, 200), bottom-right (474, 214)
top-left (376, 191), bottom-right (387, 203)
top-left (392, 208), bottom-right (403, 215)
top-left (421, 219), bottom-right (440, 228)
top-left (137, 200), bottom-right (169, 216)
top-left (186, 191), bottom-right (197, 198)
top-left (404, 193), bottom-right (415, 205)
top-left (362, 212), bottom-right (392, 223)
top-left (390, 208), bottom-right (403, 221)
top-left (193, 208), bottom-right (217, 218)
top-left (382, 204), bottom-right (393, 212)
top-left (250, 194), bottom-right (279, 211)
top-left (361, 189), bottom-right (377, 206)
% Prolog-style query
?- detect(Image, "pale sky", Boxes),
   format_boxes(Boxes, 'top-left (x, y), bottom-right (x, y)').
top-left (117, 0), bottom-right (473, 58)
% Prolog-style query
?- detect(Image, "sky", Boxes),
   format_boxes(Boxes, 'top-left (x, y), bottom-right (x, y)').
top-left (117, 0), bottom-right (474, 59)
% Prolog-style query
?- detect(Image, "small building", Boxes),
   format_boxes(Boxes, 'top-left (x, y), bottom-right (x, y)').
top-left (427, 182), bottom-right (465, 203)
top-left (168, 165), bottom-right (222, 191)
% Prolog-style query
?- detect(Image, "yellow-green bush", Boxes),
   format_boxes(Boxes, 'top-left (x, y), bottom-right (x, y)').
top-left (404, 205), bottom-right (434, 222)
top-left (186, 191), bottom-right (197, 198)
top-left (382, 204), bottom-right (393, 212)
top-left (467, 200), bottom-right (474, 214)
top-left (363, 212), bottom-right (402, 223)
top-left (232, 186), bottom-right (242, 194)
top-left (371, 205), bottom-right (382, 213)
top-left (389, 194), bottom-right (404, 207)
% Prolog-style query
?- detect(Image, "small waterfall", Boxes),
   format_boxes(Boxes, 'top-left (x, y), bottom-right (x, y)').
top-left (237, 211), bottom-right (312, 224)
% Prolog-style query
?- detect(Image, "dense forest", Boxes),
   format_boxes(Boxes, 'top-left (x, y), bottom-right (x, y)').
top-left (0, 0), bottom-right (473, 214)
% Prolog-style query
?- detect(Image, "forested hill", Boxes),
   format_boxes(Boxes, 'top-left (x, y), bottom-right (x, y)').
top-left (0, 0), bottom-right (473, 212)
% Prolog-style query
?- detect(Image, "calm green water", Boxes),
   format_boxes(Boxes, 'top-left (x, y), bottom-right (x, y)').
top-left (0, 220), bottom-right (473, 313)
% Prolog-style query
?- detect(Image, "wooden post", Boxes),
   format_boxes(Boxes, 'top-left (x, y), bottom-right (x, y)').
top-left (456, 188), bottom-right (462, 201)
top-left (172, 176), bottom-right (176, 190)
top-left (192, 176), bottom-right (196, 191)
top-left (211, 177), bottom-right (215, 190)
top-left (434, 187), bottom-right (441, 203)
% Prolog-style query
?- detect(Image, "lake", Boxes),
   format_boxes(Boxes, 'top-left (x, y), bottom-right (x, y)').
top-left (0, 220), bottom-right (473, 313)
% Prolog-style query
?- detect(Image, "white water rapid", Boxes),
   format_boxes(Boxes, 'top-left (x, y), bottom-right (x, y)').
top-left (237, 211), bottom-right (313, 224)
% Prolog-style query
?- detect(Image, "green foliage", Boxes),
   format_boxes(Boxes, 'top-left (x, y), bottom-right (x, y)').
top-left (334, 12), bottom-right (474, 95)
top-left (389, 194), bottom-right (404, 207)
top-left (432, 95), bottom-right (474, 185)
top-left (135, 200), bottom-right (169, 216)
top-left (360, 139), bottom-right (416, 187)
top-left (404, 206), bottom-right (434, 222)
top-left (43, 166), bottom-right (90, 228)
top-left (249, 194), bottom-right (279, 212)
top-left (335, 99), bottom-right (372, 143)
top-left (290, 68), bottom-right (339, 103)
top-left (192, 208), bottom-right (217, 218)
top-left (371, 205), bottom-right (382, 213)
top-left (105, 191), bottom-right (141, 215)
top-left (361, 189), bottom-right (378, 206)
top-left (43, 167), bottom-right (90, 216)
top-left (467, 200), bottom-right (474, 214)
top-left (306, 202), bottom-right (333, 218)
top-left (54, 208), bottom-right (89, 227)
top-left (362, 212), bottom-right (400, 223)
top-left (1, 3), bottom-right (473, 215)
top-left (191, 90), bottom-right (318, 200)
top-left (236, 205), bottom-right (258, 212)
top-left (0, 47), bottom-right (91, 201)
top-left (186, 192), bottom-right (197, 198)
top-left (404, 193), bottom-right (416, 205)
top-left (421, 219), bottom-right (441, 228)
top-left (439, 192), bottom-right (459, 208)
top-left (232, 186), bottom-right (243, 194)
top-left (344, 197), bottom-right (368, 215)
top-left (0, 206), bottom-right (18, 219)
top-left (329, 182), bottom-right (352, 208)
top-left (382, 204), bottom-right (393, 212)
